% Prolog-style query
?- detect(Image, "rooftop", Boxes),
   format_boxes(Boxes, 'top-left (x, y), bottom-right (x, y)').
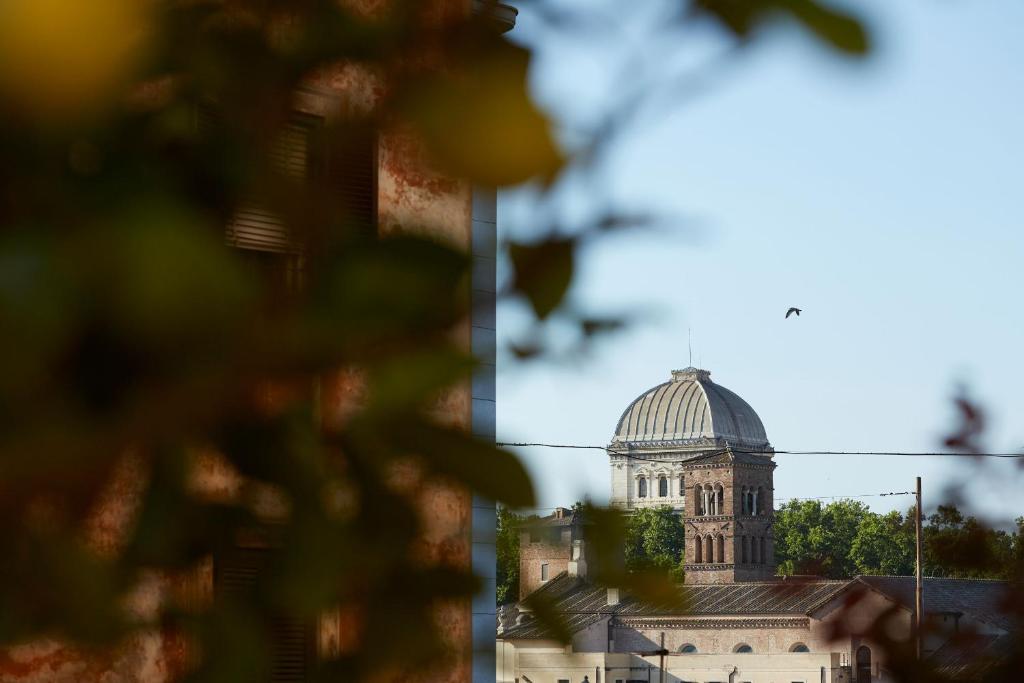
top-left (500, 573), bottom-right (1014, 641)
top-left (500, 572), bottom-right (848, 639)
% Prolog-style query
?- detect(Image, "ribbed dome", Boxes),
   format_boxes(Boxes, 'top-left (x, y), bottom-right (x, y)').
top-left (612, 368), bottom-right (768, 447)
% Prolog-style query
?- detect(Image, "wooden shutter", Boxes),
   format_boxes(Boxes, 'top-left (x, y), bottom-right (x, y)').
top-left (215, 546), bottom-right (314, 682)
top-left (225, 115), bottom-right (320, 253)
top-left (269, 615), bottom-right (312, 682)
top-left (328, 127), bottom-right (377, 235)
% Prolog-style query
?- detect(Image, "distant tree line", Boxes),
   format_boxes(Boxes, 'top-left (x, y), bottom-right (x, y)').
top-left (775, 500), bottom-right (1024, 580)
top-left (498, 501), bottom-right (1024, 604)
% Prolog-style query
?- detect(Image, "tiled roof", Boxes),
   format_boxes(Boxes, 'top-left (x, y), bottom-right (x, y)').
top-left (519, 509), bottom-right (583, 528)
top-left (500, 573), bottom-right (616, 639)
top-left (500, 573), bottom-right (848, 640)
top-left (927, 634), bottom-right (1014, 681)
top-left (620, 579), bottom-right (848, 617)
top-left (856, 576), bottom-right (1013, 632)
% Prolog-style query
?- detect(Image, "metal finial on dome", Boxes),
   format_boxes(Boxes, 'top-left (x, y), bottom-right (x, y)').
top-left (671, 367), bottom-right (710, 382)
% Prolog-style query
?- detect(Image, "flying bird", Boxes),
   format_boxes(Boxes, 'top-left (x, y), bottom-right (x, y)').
top-left (785, 307), bottom-right (801, 319)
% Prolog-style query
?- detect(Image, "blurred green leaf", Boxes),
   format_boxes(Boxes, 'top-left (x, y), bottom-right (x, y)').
top-left (508, 238), bottom-right (574, 319)
top-left (782, 0), bottom-right (869, 54)
top-left (695, 0), bottom-right (869, 55)
top-left (580, 316), bottom-right (625, 338)
top-left (365, 347), bottom-right (476, 413)
top-left (314, 235), bottom-right (469, 347)
top-left (364, 417), bottom-right (536, 508)
top-left (0, 529), bottom-right (127, 643)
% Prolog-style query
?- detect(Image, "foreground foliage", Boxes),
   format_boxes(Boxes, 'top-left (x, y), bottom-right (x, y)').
top-left (23, 0), bottom-right (1021, 680)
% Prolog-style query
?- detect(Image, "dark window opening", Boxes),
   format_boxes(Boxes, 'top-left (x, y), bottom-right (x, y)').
top-left (215, 545), bottom-right (314, 682)
top-left (856, 645), bottom-right (872, 683)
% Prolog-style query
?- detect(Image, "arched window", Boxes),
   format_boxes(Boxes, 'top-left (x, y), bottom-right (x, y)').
top-left (740, 486), bottom-right (748, 515)
top-left (741, 535), bottom-right (749, 564)
top-left (704, 484), bottom-right (714, 515)
top-left (704, 535), bottom-right (713, 563)
top-left (638, 477), bottom-right (647, 498)
top-left (756, 486), bottom-right (765, 515)
top-left (694, 484), bottom-right (703, 515)
top-left (679, 644), bottom-right (697, 654)
top-left (759, 537), bottom-right (766, 564)
top-left (716, 535), bottom-right (725, 563)
top-left (733, 644), bottom-right (753, 653)
top-left (790, 643), bottom-right (809, 653)
top-left (694, 534), bottom-right (703, 563)
top-left (856, 646), bottom-right (872, 683)
top-left (679, 476), bottom-right (685, 499)
top-left (658, 476), bottom-right (668, 497)
top-left (714, 484), bottom-right (724, 515)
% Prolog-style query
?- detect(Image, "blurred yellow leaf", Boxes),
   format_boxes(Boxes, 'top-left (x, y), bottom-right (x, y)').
top-left (402, 40), bottom-right (562, 186)
top-left (0, 0), bottom-right (151, 119)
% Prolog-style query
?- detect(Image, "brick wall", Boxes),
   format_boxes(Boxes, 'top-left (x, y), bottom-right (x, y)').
top-left (519, 527), bottom-right (573, 600)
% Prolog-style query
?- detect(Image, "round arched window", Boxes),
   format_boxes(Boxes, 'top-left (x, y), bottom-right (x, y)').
top-left (679, 644), bottom-right (697, 654)
top-left (734, 644), bottom-right (753, 653)
top-left (790, 643), bottom-right (809, 653)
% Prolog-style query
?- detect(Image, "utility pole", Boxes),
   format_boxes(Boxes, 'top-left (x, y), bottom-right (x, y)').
top-left (915, 476), bottom-right (923, 661)
top-left (659, 632), bottom-right (666, 683)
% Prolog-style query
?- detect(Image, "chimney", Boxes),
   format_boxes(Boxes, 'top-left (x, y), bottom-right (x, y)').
top-left (567, 539), bottom-right (587, 578)
top-left (606, 587), bottom-right (620, 606)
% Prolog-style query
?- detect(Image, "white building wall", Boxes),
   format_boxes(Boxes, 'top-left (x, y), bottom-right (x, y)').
top-left (610, 460), bottom-right (631, 509)
top-left (610, 458), bottom-right (687, 511)
top-left (572, 617), bottom-right (611, 652)
top-left (499, 649), bottom-right (853, 683)
top-left (614, 623), bottom-right (822, 656)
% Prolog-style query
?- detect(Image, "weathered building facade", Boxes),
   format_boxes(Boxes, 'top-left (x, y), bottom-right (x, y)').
top-left (0, 2), bottom-right (513, 681)
top-left (500, 367), bottom-right (1014, 683)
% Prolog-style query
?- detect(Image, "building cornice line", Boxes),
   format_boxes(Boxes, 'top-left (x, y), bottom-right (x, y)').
top-left (617, 616), bottom-right (809, 630)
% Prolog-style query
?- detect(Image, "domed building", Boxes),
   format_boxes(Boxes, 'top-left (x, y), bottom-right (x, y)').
top-left (498, 367), bottom-right (1014, 683)
top-left (609, 367), bottom-right (776, 584)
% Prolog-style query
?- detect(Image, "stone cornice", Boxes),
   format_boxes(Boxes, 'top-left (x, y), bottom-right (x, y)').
top-left (617, 616), bottom-right (809, 630)
top-left (608, 455), bottom-right (776, 472)
top-left (681, 562), bottom-right (772, 571)
top-left (683, 563), bottom-right (734, 571)
top-left (609, 437), bottom-right (773, 451)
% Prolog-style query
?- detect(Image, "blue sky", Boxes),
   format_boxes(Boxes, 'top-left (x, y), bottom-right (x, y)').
top-left (497, 0), bottom-right (1024, 524)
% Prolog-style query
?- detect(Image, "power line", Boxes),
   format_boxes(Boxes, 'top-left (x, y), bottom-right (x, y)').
top-left (778, 491), bottom-right (914, 501)
top-left (508, 491), bottom-right (916, 514)
top-left (499, 442), bottom-right (733, 466)
top-left (497, 442), bottom-right (1024, 459)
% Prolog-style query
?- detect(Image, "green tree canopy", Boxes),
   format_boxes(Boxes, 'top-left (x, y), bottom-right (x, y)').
top-left (776, 500), bottom-right (1021, 581)
top-left (850, 509), bottom-right (916, 576)
top-left (924, 505), bottom-right (1016, 579)
top-left (774, 499), bottom-right (871, 578)
top-left (624, 506), bottom-right (685, 581)
top-left (496, 507), bottom-right (522, 605)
